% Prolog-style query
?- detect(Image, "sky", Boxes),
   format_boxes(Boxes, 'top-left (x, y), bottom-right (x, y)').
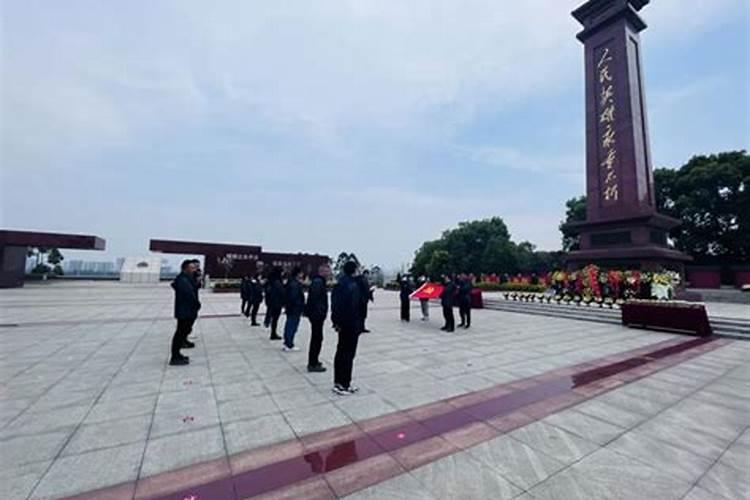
top-left (1, 0), bottom-right (749, 271)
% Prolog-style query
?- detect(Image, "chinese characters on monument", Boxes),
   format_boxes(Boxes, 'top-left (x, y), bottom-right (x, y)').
top-left (597, 46), bottom-right (618, 202)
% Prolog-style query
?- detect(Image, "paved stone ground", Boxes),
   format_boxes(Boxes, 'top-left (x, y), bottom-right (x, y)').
top-left (0, 282), bottom-right (747, 500)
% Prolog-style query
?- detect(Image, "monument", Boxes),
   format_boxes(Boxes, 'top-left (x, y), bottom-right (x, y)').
top-left (565, 0), bottom-right (691, 271)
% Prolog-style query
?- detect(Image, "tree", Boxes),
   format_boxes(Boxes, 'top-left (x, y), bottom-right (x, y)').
top-left (47, 247), bottom-right (64, 267)
top-left (410, 217), bottom-right (556, 277)
top-left (560, 151), bottom-right (749, 263)
top-left (333, 252), bottom-right (361, 277)
top-left (559, 196), bottom-right (586, 251)
top-left (656, 151), bottom-right (749, 263)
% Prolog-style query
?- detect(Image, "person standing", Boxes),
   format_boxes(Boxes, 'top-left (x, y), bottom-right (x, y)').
top-left (399, 277), bottom-right (413, 322)
top-left (249, 275), bottom-right (264, 326)
top-left (331, 261), bottom-right (362, 395)
top-left (240, 275), bottom-right (251, 318)
top-left (170, 260), bottom-right (201, 366)
top-left (356, 269), bottom-right (373, 333)
top-left (304, 264), bottom-right (331, 372)
top-left (282, 267), bottom-right (305, 351)
top-left (265, 268), bottom-right (284, 340)
top-left (440, 275), bottom-right (456, 332)
top-left (458, 273), bottom-right (472, 329)
top-left (417, 275), bottom-right (430, 321)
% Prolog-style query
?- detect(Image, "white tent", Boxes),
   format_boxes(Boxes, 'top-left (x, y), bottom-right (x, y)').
top-left (119, 256), bottom-right (161, 283)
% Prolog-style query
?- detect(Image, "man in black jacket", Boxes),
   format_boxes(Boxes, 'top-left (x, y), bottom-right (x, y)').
top-left (356, 269), bottom-right (373, 333)
top-left (282, 267), bottom-right (305, 351)
top-left (249, 275), bottom-right (264, 326)
top-left (265, 268), bottom-right (284, 340)
top-left (304, 264), bottom-right (331, 372)
top-left (440, 274), bottom-right (456, 332)
top-left (170, 260), bottom-right (201, 366)
top-left (331, 261), bottom-right (362, 395)
top-left (240, 275), bottom-right (251, 317)
top-left (457, 273), bottom-right (472, 329)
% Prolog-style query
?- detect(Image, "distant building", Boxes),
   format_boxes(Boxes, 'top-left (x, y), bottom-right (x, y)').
top-left (120, 257), bottom-right (161, 283)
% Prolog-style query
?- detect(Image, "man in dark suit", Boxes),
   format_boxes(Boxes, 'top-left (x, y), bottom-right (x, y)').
top-left (265, 267), bottom-right (285, 340)
top-left (170, 260), bottom-right (201, 366)
top-left (440, 274), bottom-right (456, 332)
top-left (305, 264), bottom-right (331, 372)
top-left (356, 269), bottom-right (373, 333)
top-left (240, 275), bottom-right (251, 317)
top-left (457, 273), bottom-right (472, 329)
top-left (282, 267), bottom-right (305, 351)
top-left (249, 275), bottom-right (264, 326)
top-left (399, 277), bottom-right (413, 322)
top-left (331, 261), bottom-right (362, 395)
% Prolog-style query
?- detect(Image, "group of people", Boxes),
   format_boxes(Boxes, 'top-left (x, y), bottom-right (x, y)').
top-left (170, 259), bottom-right (374, 395)
top-left (399, 273), bottom-right (473, 332)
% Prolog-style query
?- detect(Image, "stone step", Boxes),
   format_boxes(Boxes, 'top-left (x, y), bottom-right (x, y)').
top-left (482, 299), bottom-right (750, 340)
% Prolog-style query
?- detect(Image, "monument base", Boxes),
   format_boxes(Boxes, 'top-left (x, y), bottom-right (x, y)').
top-left (564, 213), bottom-right (692, 272)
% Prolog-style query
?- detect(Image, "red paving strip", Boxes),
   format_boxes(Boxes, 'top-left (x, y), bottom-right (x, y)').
top-left (61, 336), bottom-right (730, 500)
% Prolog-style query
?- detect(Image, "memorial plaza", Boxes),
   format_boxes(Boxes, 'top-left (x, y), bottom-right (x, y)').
top-left (1, 282), bottom-right (748, 500)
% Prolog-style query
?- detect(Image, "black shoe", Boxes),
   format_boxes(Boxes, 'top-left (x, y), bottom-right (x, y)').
top-left (458, 323), bottom-right (465, 327)
top-left (182, 340), bottom-right (195, 348)
top-left (465, 325), bottom-right (470, 329)
top-left (307, 364), bottom-right (327, 373)
top-left (169, 356), bottom-right (189, 366)
top-left (270, 334), bottom-right (282, 340)
top-left (362, 329), bottom-right (371, 333)
top-left (440, 326), bottom-right (448, 331)
top-left (251, 322), bottom-right (260, 326)
top-left (446, 328), bottom-right (455, 332)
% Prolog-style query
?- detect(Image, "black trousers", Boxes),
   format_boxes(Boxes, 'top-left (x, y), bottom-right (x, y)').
top-left (442, 305), bottom-right (454, 331)
top-left (241, 299), bottom-right (250, 317)
top-left (308, 318), bottom-right (324, 367)
top-left (459, 303), bottom-right (471, 327)
top-left (171, 318), bottom-right (195, 358)
top-left (334, 328), bottom-right (360, 388)
top-left (269, 307), bottom-right (282, 336)
top-left (250, 302), bottom-right (261, 324)
top-left (400, 299), bottom-right (410, 321)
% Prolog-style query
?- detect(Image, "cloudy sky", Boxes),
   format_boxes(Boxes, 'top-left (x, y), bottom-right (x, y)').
top-left (2, 0), bottom-right (748, 270)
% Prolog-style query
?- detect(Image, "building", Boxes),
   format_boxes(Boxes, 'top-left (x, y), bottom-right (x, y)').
top-left (149, 239), bottom-right (329, 279)
top-left (120, 256), bottom-right (161, 283)
top-left (0, 230), bottom-right (106, 288)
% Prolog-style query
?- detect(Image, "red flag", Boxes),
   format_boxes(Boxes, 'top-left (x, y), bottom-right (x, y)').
top-left (410, 282), bottom-right (444, 300)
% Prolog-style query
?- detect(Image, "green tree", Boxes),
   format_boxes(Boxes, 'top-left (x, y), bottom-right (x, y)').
top-left (559, 196), bottom-right (586, 251)
top-left (333, 252), bottom-right (361, 277)
top-left (47, 247), bottom-right (64, 267)
top-left (656, 151), bottom-right (749, 262)
top-left (411, 217), bottom-right (555, 277)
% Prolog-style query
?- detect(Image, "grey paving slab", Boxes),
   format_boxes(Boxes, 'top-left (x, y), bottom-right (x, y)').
top-left (341, 470), bottom-right (437, 500)
top-left (0, 461), bottom-right (51, 500)
top-left (468, 434), bottom-right (567, 490)
top-left (0, 430), bottom-right (71, 470)
top-left (140, 426), bottom-right (226, 477)
top-left (30, 441), bottom-right (144, 499)
top-left (223, 414), bottom-right (297, 455)
top-left (698, 461), bottom-right (749, 500)
top-left (541, 408), bottom-right (625, 446)
top-left (62, 414), bottom-right (151, 456)
top-left (528, 448), bottom-right (693, 500)
top-left (411, 451), bottom-right (522, 500)
top-left (283, 402), bottom-right (352, 436)
top-left (509, 420), bottom-right (600, 465)
top-left (604, 429), bottom-right (714, 483)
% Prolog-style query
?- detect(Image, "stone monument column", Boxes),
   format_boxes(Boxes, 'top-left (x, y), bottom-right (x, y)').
top-left (565, 0), bottom-right (691, 271)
